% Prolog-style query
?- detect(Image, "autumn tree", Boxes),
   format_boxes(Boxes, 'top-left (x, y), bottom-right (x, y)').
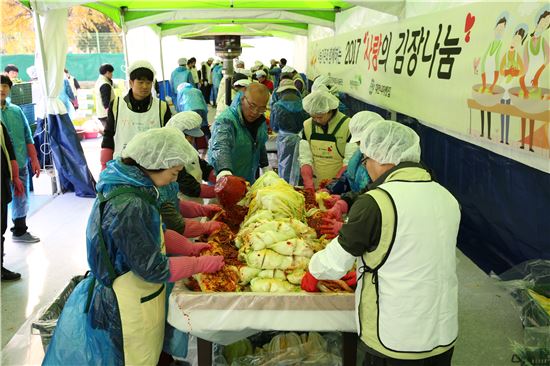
top-left (0, 0), bottom-right (122, 55)
top-left (0, 0), bottom-right (34, 54)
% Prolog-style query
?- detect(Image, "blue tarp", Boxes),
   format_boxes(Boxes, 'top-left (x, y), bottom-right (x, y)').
top-left (36, 114), bottom-right (96, 198)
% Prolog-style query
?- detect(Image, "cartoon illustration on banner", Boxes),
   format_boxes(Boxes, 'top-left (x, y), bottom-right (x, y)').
top-left (469, 5), bottom-right (549, 155)
top-left (308, 2), bottom-right (550, 171)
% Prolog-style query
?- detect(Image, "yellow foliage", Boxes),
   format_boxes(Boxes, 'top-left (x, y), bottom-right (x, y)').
top-left (1, 0), bottom-right (121, 55)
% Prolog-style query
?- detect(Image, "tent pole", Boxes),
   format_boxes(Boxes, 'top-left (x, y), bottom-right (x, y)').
top-left (31, 1), bottom-right (48, 110)
top-left (31, 1), bottom-right (62, 195)
top-left (120, 7), bottom-right (130, 77)
top-left (158, 33), bottom-right (168, 102)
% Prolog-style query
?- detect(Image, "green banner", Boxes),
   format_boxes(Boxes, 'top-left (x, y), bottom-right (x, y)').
top-left (0, 53), bottom-right (125, 82)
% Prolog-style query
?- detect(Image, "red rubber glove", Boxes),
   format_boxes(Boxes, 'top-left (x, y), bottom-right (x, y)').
top-left (168, 255), bottom-right (225, 282)
top-left (179, 200), bottom-right (222, 218)
top-left (301, 271), bottom-right (319, 292)
top-left (300, 164), bottom-right (315, 191)
top-left (164, 229), bottom-right (211, 256)
top-left (325, 200), bottom-right (348, 221)
top-left (319, 217), bottom-right (344, 239)
top-left (199, 184), bottom-right (216, 198)
top-left (215, 175), bottom-right (248, 208)
top-left (100, 148), bottom-right (114, 171)
top-left (341, 271), bottom-right (357, 287)
top-left (183, 220), bottom-right (222, 238)
top-left (323, 195), bottom-right (340, 209)
top-left (10, 161), bottom-right (24, 197)
top-left (26, 144), bottom-right (40, 177)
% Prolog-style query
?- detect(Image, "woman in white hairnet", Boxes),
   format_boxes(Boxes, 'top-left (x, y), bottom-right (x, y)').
top-left (166, 111), bottom-right (218, 198)
top-left (298, 90), bottom-right (355, 191)
top-left (302, 120), bottom-right (460, 366)
top-left (311, 74), bottom-right (350, 116)
top-left (319, 111), bottom-right (384, 238)
top-left (43, 128), bottom-right (224, 366)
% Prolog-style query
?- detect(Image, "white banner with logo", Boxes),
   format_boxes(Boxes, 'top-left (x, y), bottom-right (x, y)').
top-left (308, 2), bottom-right (550, 172)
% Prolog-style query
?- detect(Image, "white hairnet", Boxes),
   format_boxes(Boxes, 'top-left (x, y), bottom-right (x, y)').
top-left (282, 66), bottom-right (295, 73)
top-left (166, 111), bottom-right (202, 132)
top-left (127, 60), bottom-right (156, 78)
top-left (178, 57), bottom-right (188, 66)
top-left (360, 120), bottom-right (421, 165)
top-left (302, 90), bottom-right (340, 115)
top-left (349, 111), bottom-right (384, 143)
top-left (255, 70), bottom-right (267, 78)
top-left (26, 66), bottom-right (37, 80)
top-left (312, 75), bottom-right (339, 95)
top-left (234, 79), bottom-right (251, 88)
top-left (121, 127), bottom-right (194, 169)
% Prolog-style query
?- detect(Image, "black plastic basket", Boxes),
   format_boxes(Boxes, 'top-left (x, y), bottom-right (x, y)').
top-left (31, 275), bottom-right (85, 351)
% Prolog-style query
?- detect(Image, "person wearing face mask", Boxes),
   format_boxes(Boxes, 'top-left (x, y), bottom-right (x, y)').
top-left (42, 128), bottom-right (224, 366)
top-left (298, 90), bottom-right (353, 191)
top-left (302, 120), bottom-right (460, 366)
top-left (208, 83), bottom-right (271, 183)
top-left (100, 60), bottom-right (172, 170)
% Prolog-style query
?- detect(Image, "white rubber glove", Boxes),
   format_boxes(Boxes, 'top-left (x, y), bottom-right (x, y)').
top-left (216, 170), bottom-right (233, 180)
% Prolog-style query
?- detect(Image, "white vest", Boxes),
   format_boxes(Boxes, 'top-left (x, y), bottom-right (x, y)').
top-left (113, 96), bottom-right (162, 157)
top-left (368, 180), bottom-right (459, 352)
top-left (94, 75), bottom-right (115, 119)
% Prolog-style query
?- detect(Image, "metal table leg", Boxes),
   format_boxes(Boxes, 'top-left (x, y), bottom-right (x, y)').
top-left (197, 337), bottom-right (212, 366)
top-left (343, 332), bottom-right (358, 366)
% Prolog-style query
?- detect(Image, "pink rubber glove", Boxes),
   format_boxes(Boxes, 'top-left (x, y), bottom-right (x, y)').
top-left (168, 255), bottom-right (225, 282)
top-left (300, 164), bottom-right (315, 191)
top-left (100, 148), bottom-right (114, 171)
top-left (27, 144), bottom-right (40, 177)
top-left (164, 229), bottom-right (211, 256)
top-left (199, 184), bottom-right (216, 198)
top-left (10, 160), bottom-right (24, 197)
top-left (325, 200), bottom-right (348, 221)
top-left (336, 165), bottom-right (347, 179)
top-left (179, 200), bottom-right (222, 218)
top-left (319, 217), bottom-right (344, 239)
top-left (183, 220), bottom-right (222, 238)
top-left (323, 195), bottom-right (341, 209)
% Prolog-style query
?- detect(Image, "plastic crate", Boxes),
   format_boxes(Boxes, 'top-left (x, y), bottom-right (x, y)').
top-left (31, 275), bottom-right (85, 351)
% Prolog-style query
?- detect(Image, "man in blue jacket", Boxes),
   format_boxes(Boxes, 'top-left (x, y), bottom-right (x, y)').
top-left (208, 83), bottom-right (271, 183)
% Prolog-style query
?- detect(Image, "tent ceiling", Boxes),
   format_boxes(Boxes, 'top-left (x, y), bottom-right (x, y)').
top-left (22, 0), bottom-right (358, 37)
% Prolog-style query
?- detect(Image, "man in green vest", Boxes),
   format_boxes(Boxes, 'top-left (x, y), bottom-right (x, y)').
top-left (302, 119), bottom-right (460, 366)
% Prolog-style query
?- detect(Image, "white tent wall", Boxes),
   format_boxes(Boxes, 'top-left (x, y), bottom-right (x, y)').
top-left (309, 25), bottom-right (335, 42)
top-left (32, 7), bottom-right (69, 116)
top-left (126, 25), bottom-right (163, 80)
top-left (404, 0), bottom-right (476, 18)
top-left (335, 6), bottom-right (398, 34)
top-left (157, 35), bottom-right (308, 80)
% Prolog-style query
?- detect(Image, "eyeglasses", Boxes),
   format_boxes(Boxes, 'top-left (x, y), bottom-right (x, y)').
top-left (244, 95), bottom-right (267, 114)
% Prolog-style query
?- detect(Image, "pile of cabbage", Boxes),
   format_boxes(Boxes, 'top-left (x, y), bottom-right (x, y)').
top-left (236, 172), bottom-right (325, 292)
